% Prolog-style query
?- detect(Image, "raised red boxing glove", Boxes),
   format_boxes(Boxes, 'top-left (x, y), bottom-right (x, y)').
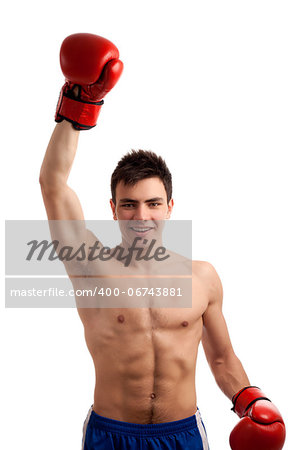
top-left (55, 33), bottom-right (123, 130)
top-left (229, 386), bottom-right (286, 450)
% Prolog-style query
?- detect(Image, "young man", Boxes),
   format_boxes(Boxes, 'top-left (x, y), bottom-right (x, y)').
top-left (39, 33), bottom-right (285, 450)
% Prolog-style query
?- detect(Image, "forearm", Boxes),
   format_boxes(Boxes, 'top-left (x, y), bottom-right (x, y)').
top-left (211, 353), bottom-right (250, 401)
top-left (39, 121), bottom-right (80, 190)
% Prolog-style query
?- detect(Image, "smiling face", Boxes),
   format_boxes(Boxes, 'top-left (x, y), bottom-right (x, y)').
top-left (110, 177), bottom-right (174, 248)
top-left (110, 177), bottom-right (174, 221)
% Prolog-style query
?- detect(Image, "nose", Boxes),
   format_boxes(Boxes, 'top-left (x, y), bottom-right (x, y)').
top-left (132, 205), bottom-right (150, 221)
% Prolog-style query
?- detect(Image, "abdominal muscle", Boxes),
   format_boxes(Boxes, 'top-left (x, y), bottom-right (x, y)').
top-left (81, 305), bottom-right (203, 424)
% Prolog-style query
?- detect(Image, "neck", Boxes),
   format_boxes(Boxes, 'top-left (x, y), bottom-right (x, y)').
top-left (110, 235), bottom-right (168, 270)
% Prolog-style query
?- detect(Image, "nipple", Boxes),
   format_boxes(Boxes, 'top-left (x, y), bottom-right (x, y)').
top-left (117, 315), bottom-right (125, 323)
top-left (181, 321), bottom-right (188, 327)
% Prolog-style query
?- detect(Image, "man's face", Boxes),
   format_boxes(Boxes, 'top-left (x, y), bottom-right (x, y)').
top-left (110, 177), bottom-right (174, 245)
top-left (110, 177), bottom-right (173, 221)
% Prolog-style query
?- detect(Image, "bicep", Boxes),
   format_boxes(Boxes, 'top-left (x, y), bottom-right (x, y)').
top-left (201, 264), bottom-right (235, 367)
top-left (40, 185), bottom-right (104, 273)
top-left (201, 303), bottom-right (235, 367)
top-left (40, 183), bottom-right (84, 221)
top-left (41, 184), bottom-right (87, 250)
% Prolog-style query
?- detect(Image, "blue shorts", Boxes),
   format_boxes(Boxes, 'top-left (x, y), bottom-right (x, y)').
top-left (82, 406), bottom-right (210, 449)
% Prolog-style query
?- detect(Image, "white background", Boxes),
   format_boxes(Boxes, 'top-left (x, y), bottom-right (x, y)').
top-left (1, 0), bottom-right (301, 448)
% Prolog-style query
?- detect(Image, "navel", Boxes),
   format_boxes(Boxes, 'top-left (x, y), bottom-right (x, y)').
top-left (150, 393), bottom-right (156, 399)
top-left (181, 321), bottom-right (189, 327)
top-left (117, 314), bottom-right (125, 323)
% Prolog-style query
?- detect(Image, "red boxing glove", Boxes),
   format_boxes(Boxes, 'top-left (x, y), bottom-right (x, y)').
top-left (229, 386), bottom-right (286, 450)
top-left (55, 33), bottom-right (123, 130)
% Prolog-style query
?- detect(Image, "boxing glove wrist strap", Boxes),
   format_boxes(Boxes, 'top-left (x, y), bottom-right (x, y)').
top-left (55, 90), bottom-right (104, 130)
top-left (231, 386), bottom-right (271, 417)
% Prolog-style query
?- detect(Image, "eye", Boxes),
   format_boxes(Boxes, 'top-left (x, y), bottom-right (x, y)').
top-left (149, 202), bottom-right (161, 207)
top-left (121, 204), bottom-right (135, 208)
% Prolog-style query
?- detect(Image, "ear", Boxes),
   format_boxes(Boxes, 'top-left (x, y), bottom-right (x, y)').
top-left (110, 199), bottom-right (118, 220)
top-left (167, 198), bottom-right (174, 219)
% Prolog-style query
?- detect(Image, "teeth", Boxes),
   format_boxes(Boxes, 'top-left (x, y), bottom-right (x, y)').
top-left (132, 228), bottom-right (151, 232)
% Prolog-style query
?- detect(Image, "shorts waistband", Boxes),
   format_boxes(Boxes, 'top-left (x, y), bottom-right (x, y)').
top-left (89, 407), bottom-right (200, 437)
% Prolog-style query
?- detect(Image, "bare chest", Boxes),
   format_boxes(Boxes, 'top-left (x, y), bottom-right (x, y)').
top-left (76, 268), bottom-right (208, 342)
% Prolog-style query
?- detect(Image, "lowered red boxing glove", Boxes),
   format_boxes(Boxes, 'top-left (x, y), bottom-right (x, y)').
top-left (55, 33), bottom-right (123, 130)
top-left (229, 386), bottom-right (286, 450)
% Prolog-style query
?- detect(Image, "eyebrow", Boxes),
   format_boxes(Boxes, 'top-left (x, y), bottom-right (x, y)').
top-left (119, 197), bottom-right (164, 203)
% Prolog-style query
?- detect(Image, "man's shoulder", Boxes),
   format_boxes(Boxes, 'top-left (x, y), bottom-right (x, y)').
top-left (192, 260), bottom-right (218, 278)
top-left (192, 260), bottom-right (223, 299)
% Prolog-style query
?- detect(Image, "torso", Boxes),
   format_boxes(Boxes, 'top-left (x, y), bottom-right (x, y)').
top-left (71, 236), bottom-right (210, 424)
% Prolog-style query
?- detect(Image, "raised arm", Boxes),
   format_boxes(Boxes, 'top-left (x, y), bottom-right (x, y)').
top-left (39, 120), bottom-right (82, 221)
top-left (39, 33), bottom-right (123, 271)
top-left (40, 32), bottom-right (123, 223)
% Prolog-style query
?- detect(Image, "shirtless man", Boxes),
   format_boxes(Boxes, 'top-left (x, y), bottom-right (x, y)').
top-left (39, 33), bottom-right (286, 450)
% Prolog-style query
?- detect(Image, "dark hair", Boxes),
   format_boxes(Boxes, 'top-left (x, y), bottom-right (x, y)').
top-left (110, 149), bottom-right (172, 205)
